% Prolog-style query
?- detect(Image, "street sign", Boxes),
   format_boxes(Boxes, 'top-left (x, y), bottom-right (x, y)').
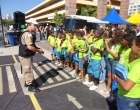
top-left (0, 6), bottom-right (5, 47)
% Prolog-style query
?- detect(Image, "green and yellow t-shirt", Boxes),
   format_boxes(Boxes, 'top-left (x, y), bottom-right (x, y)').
top-left (47, 35), bottom-right (56, 46)
top-left (56, 38), bottom-right (61, 52)
top-left (67, 38), bottom-right (77, 52)
top-left (118, 58), bottom-right (140, 98)
top-left (119, 48), bottom-right (131, 67)
top-left (87, 35), bottom-right (93, 54)
top-left (66, 34), bottom-right (70, 40)
top-left (61, 39), bottom-right (68, 49)
top-left (108, 44), bottom-right (123, 59)
top-left (76, 39), bottom-right (88, 58)
top-left (91, 38), bottom-right (104, 60)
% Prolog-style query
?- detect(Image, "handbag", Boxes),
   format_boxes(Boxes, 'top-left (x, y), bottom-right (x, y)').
top-left (115, 63), bottom-right (128, 80)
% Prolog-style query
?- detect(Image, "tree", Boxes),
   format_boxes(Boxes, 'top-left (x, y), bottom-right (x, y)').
top-left (76, 5), bottom-right (112, 17)
top-left (51, 12), bottom-right (65, 26)
top-left (76, 5), bottom-right (97, 17)
top-left (107, 6), bottom-right (112, 14)
top-left (2, 19), bottom-right (13, 26)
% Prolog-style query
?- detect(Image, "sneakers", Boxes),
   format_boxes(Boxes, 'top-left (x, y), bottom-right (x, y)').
top-left (77, 78), bottom-right (85, 82)
top-left (71, 73), bottom-right (78, 78)
top-left (76, 74), bottom-right (82, 80)
top-left (89, 85), bottom-right (98, 90)
top-left (100, 89), bottom-right (110, 94)
top-left (57, 63), bottom-right (63, 67)
top-left (55, 61), bottom-right (59, 65)
top-left (65, 68), bottom-right (73, 72)
top-left (83, 81), bottom-right (93, 86)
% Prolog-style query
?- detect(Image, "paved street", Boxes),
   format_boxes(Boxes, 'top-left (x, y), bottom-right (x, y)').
top-left (0, 41), bottom-right (117, 110)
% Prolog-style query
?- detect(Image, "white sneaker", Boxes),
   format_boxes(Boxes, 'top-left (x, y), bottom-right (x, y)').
top-left (89, 85), bottom-right (98, 91)
top-left (55, 61), bottom-right (59, 65)
top-left (57, 63), bottom-right (62, 67)
top-left (83, 81), bottom-right (93, 85)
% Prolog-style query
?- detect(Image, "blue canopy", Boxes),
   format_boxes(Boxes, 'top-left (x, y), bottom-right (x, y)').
top-left (102, 8), bottom-right (130, 24)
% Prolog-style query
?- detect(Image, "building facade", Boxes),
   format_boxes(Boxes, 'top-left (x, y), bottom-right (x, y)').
top-left (128, 0), bottom-right (140, 16)
top-left (25, 0), bottom-right (127, 23)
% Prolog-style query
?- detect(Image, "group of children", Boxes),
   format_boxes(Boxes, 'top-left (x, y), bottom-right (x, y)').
top-left (47, 27), bottom-right (140, 110)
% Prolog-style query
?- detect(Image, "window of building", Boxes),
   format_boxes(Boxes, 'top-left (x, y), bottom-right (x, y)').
top-left (138, 5), bottom-right (140, 7)
top-left (134, 9), bottom-right (136, 11)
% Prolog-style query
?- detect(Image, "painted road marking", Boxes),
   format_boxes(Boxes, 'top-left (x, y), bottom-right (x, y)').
top-left (12, 55), bottom-right (42, 110)
top-left (33, 70), bottom-right (44, 86)
top-left (6, 66), bottom-right (17, 93)
top-left (41, 63), bottom-right (62, 81)
top-left (0, 67), bottom-right (3, 95)
top-left (12, 55), bottom-right (18, 63)
top-left (33, 63), bottom-right (54, 84)
top-left (30, 94), bottom-right (42, 110)
top-left (40, 79), bottom-right (76, 90)
top-left (67, 94), bottom-right (83, 109)
top-left (48, 63), bottom-right (70, 79)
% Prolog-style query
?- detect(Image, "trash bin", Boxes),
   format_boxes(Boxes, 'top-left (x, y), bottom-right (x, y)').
top-left (7, 32), bottom-right (16, 45)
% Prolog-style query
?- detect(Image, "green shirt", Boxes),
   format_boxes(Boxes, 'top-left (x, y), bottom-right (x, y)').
top-left (118, 58), bottom-right (140, 98)
top-left (66, 34), bottom-right (69, 40)
top-left (108, 44), bottom-right (122, 59)
top-left (91, 38), bottom-right (103, 60)
top-left (119, 48), bottom-right (131, 66)
top-left (61, 40), bottom-right (68, 49)
top-left (47, 35), bottom-right (56, 46)
top-left (87, 35), bottom-right (93, 54)
top-left (76, 39), bottom-right (88, 58)
top-left (56, 38), bottom-right (61, 52)
top-left (67, 38), bottom-right (77, 52)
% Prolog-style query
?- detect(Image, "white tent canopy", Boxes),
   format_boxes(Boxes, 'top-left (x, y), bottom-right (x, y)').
top-left (65, 15), bottom-right (109, 24)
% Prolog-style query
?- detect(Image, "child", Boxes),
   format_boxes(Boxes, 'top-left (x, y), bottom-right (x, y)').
top-left (73, 30), bottom-right (88, 81)
top-left (55, 32), bottom-right (62, 65)
top-left (83, 29), bottom-right (104, 90)
top-left (87, 29), bottom-right (94, 61)
top-left (57, 33), bottom-right (68, 68)
top-left (99, 31), bottom-right (109, 84)
top-left (65, 30), bottom-right (77, 72)
top-left (47, 30), bottom-right (56, 62)
top-left (115, 36), bottom-right (140, 110)
top-left (101, 29), bottom-right (123, 93)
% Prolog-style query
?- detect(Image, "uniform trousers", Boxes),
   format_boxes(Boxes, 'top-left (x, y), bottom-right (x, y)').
top-left (19, 56), bottom-right (34, 85)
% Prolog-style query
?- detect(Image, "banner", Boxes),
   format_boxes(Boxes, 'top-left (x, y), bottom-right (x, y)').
top-left (0, 6), bottom-right (5, 47)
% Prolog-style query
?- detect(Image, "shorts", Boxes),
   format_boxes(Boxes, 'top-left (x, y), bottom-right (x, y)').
top-left (87, 59), bottom-right (101, 78)
top-left (50, 46), bottom-right (56, 55)
top-left (57, 52), bottom-right (60, 60)
top-left (79, 56), bottom-right (88, 70)
top-left (74, 61), bottom-right (79, 66)
top-left (65, 52), bottom-right (73, 63)
top-left (107, 58), bottom-right (118, 74)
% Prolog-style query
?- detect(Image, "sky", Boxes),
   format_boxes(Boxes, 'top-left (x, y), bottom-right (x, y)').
top-left (0, 0), bottom-right (44, 18)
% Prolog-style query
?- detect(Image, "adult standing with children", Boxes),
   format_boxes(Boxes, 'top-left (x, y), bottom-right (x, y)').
top-left (19, 18), bottom-right (44, 92)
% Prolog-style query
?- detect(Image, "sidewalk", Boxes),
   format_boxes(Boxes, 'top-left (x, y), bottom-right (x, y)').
top-left (0, 41), bottom-right (109, 98)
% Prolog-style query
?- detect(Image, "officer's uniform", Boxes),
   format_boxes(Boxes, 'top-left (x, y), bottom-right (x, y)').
top-left (19, 30), bottom-right (36, 85)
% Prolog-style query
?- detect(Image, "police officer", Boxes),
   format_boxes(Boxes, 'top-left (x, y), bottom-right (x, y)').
top-left (19, 18), bottom-right (44, 92)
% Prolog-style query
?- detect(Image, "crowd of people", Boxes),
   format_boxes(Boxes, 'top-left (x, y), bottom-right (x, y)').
top-left (47, 25), bottom-right (140, 110)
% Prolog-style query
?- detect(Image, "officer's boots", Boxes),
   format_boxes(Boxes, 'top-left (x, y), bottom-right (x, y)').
top-left (25, 81), bottom-right (40, 92)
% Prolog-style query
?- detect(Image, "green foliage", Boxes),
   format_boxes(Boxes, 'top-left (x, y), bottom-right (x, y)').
top-left (2, 19), bottom-right (13, 26)
top-left (76, 5), bottom-right (97, 17)
top-left (51, 12), bottom-right (65, 26)
top-left (76, 5), bottom-right (112, 17)
top-left (107, 6), bottom-right (112, 14)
